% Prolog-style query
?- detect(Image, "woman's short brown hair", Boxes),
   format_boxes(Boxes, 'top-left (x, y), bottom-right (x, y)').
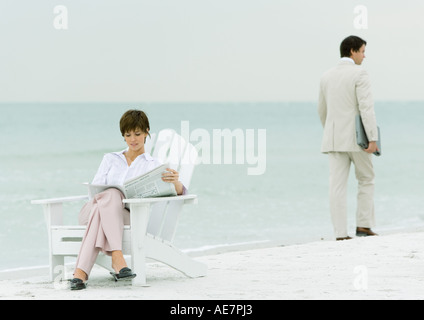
top-left (119, 109), bottom-right (151, 137)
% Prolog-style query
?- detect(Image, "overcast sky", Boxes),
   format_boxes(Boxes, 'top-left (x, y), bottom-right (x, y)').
top-left (1, 0), bottom-right (423, 102)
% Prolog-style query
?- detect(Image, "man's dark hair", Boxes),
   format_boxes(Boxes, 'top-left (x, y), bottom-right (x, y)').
top-left (340, 36), bottom-right (367, 58)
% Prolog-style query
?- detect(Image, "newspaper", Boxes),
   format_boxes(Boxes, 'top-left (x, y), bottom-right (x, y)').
top-left (87, 163), bottom-right (177, 203)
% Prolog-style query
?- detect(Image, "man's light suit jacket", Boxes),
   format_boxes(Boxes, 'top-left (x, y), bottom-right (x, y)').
top-left (318, 60), bottom-right (378, 154)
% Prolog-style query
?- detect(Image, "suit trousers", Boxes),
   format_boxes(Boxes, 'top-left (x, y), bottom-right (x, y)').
top-left (74, 188), bottom-right (130, 278)
top-left (328, 151), bottom-right (375, 238)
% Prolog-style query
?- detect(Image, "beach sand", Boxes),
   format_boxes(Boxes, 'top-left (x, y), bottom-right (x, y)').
top-left (1, 231), bottom-right (423, 300)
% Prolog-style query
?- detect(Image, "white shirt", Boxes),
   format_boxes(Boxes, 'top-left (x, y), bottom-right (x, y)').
top-left (340, 57), bottom-right (355, 64)
top-left (92, 149), bottom-right (163, 186)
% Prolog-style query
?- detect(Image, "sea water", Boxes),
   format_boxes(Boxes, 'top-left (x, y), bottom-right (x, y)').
top-left (0, 102), bottom-right (423, 270)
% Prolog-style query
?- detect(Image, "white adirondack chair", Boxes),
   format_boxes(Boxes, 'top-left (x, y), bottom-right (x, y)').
top-left (31, 129), bottom-right (207, 286)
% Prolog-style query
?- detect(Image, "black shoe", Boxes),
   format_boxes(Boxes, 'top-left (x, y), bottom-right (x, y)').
top-left (110, 267), bottom-right (137, 282)
top-left (69, 278), bottom-right (86, 290)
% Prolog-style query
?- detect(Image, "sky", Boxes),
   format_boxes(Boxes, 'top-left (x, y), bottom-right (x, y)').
top-left (0, 0), bottom-right (423, 102)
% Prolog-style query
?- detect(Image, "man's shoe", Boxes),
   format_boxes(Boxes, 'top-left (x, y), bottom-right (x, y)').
top-left (356, 227), bottom-right (378, 237)
top-left (69, 278), bottom-right (86, 290)
top-left (336, 236), bottom-right (352, 241)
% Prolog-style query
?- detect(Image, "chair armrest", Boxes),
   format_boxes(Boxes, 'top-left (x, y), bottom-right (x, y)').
top-left (31, 195), bottom-right (89, 205)
top-left (123, 194), bottom-right (197, 205)
top-left (31, 195), bottom-right (88, 227)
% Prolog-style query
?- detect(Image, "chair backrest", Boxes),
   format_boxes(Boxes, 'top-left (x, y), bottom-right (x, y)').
top-left (144, 129), bottom-right (198, 242)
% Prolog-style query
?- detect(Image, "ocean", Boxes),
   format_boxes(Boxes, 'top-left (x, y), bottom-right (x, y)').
top-left (1, 102), bottom-right (423, 271)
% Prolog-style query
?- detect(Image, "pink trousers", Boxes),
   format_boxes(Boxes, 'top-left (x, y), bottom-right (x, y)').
top-left (74, 188), bottom-right (130, 277)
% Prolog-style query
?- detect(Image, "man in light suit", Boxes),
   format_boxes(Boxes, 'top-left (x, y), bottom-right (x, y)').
top-left (318, 35), bottom-right (379, 240)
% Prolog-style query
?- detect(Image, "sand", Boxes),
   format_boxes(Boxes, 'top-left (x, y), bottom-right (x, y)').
top-left (1, 231), bottom-right (423, 300)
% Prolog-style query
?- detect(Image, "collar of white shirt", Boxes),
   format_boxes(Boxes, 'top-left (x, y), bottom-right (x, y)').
top-left (340, 57), bottom-right (355, 64)
top-left (113, 149), bottom-right (155, 162)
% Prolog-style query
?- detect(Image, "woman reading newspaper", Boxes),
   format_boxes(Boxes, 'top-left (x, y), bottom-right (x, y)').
top-left (70, 110), bottom-right (186, 290)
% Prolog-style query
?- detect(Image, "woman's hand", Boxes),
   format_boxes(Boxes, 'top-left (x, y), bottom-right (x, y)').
top-left (162, 168), bottom-right (184, 195)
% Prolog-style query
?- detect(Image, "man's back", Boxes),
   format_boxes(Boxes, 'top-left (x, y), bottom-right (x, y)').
top-left (318, 35), bottom-right (379, 240)
top-left (318, 59), bottom-right (378, 153)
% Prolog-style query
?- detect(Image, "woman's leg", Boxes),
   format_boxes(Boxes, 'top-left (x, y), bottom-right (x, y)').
top-left (111, 250), bottom-right (127, 273)
top-left (74, 188), bottom-right (128, 280)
